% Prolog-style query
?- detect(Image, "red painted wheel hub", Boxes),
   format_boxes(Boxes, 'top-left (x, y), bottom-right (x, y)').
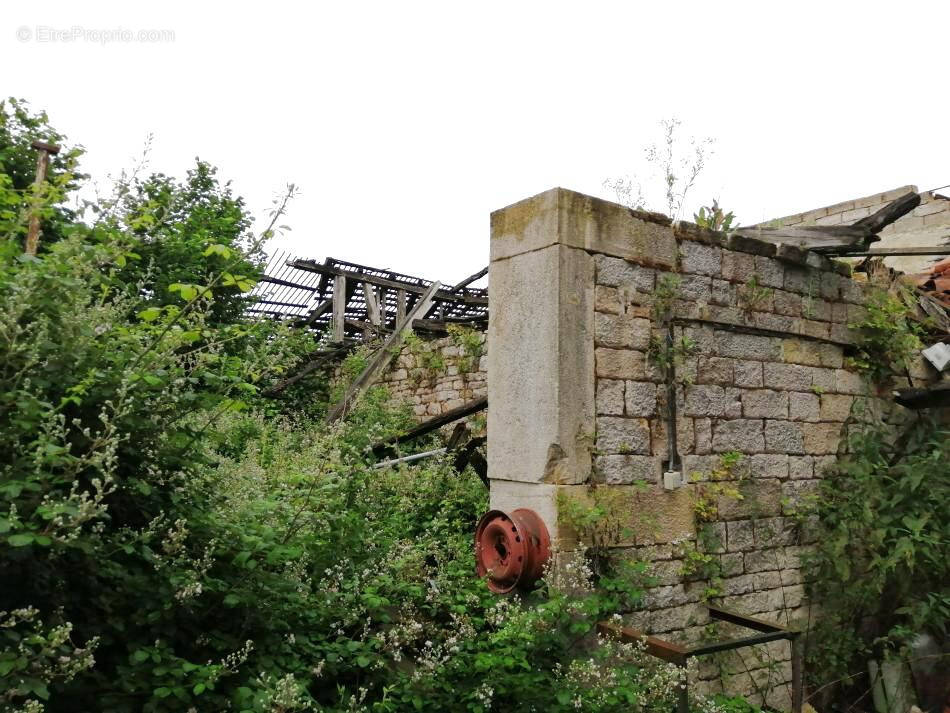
top-left (474, 508), bottom-right (551, 593)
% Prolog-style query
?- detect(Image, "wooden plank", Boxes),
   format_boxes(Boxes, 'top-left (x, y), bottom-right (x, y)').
top-left (327, 281), bottom-right (441, 422)
top-left (451, 265), bottom-right (488, 292)
top-left (362, 282), bottom-right (381, 325)
top-left (893, 382), bottom-right (950, 410)
top-left (291, 259), bottom-right (488, 306)
top-left (731, 225), bottom-right (871, 250)
top-left (258, 275), bottom-right (319, 291)
top-left (396, 289), bottom-right (407, 324)
top-left (597, 622), bottom-right (688, 666)
top-left (372, 396), bottom-right (487, 455)
top-left (838, 245), bottom-right (950, 257)
top-left (332, 275), bottom-right (346, 342)
top-left (295, 298), bottom-right (333, 327)
top-left (853, 191), bottom-right (920, 234)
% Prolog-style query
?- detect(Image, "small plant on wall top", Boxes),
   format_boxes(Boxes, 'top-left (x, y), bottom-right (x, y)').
top-left (693, 200), bottom-right (737, 232)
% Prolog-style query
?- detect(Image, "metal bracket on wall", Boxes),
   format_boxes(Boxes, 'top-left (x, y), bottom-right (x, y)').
top-left (598, 606), bottom-right (804, 713)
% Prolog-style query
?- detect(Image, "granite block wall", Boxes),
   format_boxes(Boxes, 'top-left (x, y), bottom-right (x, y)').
top-left (375, 333), bottom-right (486, 418)
top-left (486, 187), bottom-right (936, 710)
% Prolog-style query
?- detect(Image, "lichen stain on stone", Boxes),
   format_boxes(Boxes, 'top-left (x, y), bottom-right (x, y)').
top-left (490, 192), bottom-right (550, 241)
top-left (541, 443), bottom-right (568, 484)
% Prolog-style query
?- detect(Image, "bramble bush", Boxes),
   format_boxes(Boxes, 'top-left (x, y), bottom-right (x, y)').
top-left (1, 99), bottom-right (732, 713)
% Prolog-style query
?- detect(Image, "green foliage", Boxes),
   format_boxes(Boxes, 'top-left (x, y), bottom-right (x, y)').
top-left (848, 287), bottom-right (923, 381)
top-left (0, 99), bottom-right (83, 248)
top-left (736, 276), bottom-right (772, 320)
top-left (0, 104), bottom-right (751, 713)
top-left (115, 159), bottom-right (264, 326)
top-left (447, 324), bottom-right (484, 374)
top-left (801, 418), bottom-right (950, 690)
top-left (693, 200), bottom-right (737, 233)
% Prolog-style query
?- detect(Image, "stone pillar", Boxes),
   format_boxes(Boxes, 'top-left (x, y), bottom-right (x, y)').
top-left (487, 189), bottom-right (595, 544)
top-left (486, 187), bottom-right (678, 546)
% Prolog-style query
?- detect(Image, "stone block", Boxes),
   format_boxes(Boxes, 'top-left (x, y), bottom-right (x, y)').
top-left (596, 348), bottom-right (649, 380)
top-left (820, 394), bottom-right (854, 421)
top-left (720, 552), bottom-right (744, 576)
top-left (763, 362), bottom-right (813, 391)
top-left (820, 271), bottom-right (842, 300)
top-left (596, 416), bottom-right (651, 454)
top-left (788, 391), bottom-right (820, 422)
top-left (596, 379), bottom-right (625, 415)
top-left (680, 241), bottom-right (722, 276)
top-left (715, 331), bottom-right (782, 361)
top-left (744, 548), bottom-right (785, 573)
top-left (722, 572), bottom-right (756, 594)
top-left (697, 357), bottom-right (734, 385)
top-left (684, 384), bottom-right (727, 417)
top-left (593, 454), bottom-right (661, 484)
top-left (651, 416), bottom-right (695, 460)
top-left (679, 274), bottom-right (713, 302)
top-left (840, 278), bottom-right (865, 304)
top-left (773, 290), bottom-right (802, 317)
top-left (802, 422), bottom-right (843, 454)
top-left (834, 368), bottom-right (865, 395)
top-left (594, 254), bottom-right (656, 291)
top-left (720, 479), bottom-right (783, 519)
top-left (726, 520), bottom-right (755, 552)
top-left (782, 339), bottom-right (823, 366)
top-left (595, 285), bottom-right (621, 314)
top-left (749, 454), bottom-right (789, 480)
top-left (743, 389), bottom-right (789, 419)
top-left (491, 188), bottom-right (677, 267)
top-left (694, 418), bottom-right (712, 454)
top-left (712, 279), bottom-right (734, 306)
top-left (764, 420), bottom-right (805, 454)
top-left (788, 456), bottom-right (814, 480)
top-left (734, 360), bottom-right (764, 388)
top-left (625, 381), bottom-right (658, 417)
top-left (594, 312), bottom-right (651, 349)
top-left (712, 419), bottom-right (764, 453)
top-left (722, 250), bottom-right (756, 283)
top-left (818, 343), bottom-right (844, 368)
top-left (753, 256), bottom-right (784, 287)
top-left (754, 517), bottom-right (794, 547)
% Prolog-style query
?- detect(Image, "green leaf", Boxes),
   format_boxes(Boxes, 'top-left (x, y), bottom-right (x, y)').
top-left (138, 307), bottom-right (162, 322)
top-left (202, 244), bottom-right (232, 258)
top-left (356, 655), bottom-right (371, 668)
top-left (8, 533), bottom-right (34, 547)
top-left (132, 649), bottom-right (150, 663)
top-left (193, 683), bottom-right (206, 695)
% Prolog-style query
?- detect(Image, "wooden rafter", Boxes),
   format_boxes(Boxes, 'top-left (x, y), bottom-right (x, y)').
top-left (326, 281), bottom-right (442, 422)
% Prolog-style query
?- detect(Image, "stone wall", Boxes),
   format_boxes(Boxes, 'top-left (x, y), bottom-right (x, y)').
top-left (375, 333), bottom-right (486, 419)
top-left (487, 188), bottom-right (934, 709)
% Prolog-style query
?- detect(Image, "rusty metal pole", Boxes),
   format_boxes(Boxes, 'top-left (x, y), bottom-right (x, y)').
top-left (791, 633), bottom-right (804, 713)
top-left (24, 140), bottom-right (61, 256)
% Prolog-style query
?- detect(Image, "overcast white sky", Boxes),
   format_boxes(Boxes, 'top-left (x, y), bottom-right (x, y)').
top-left (3, 1), bottom-right (949, 284)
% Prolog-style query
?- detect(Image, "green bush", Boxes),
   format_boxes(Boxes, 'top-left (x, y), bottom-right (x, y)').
top-left (0, 99), bottom-right (739, 713)
top-left (801, 417), bottom-right (950, 693)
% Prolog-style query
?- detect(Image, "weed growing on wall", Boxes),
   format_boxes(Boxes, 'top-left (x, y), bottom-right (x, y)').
top-left (848, 287), bottom-right (923, 381)
top-left (447, 324), bottom-right (484, 375)
top-left (800, 417), bottom-right (950, 698)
